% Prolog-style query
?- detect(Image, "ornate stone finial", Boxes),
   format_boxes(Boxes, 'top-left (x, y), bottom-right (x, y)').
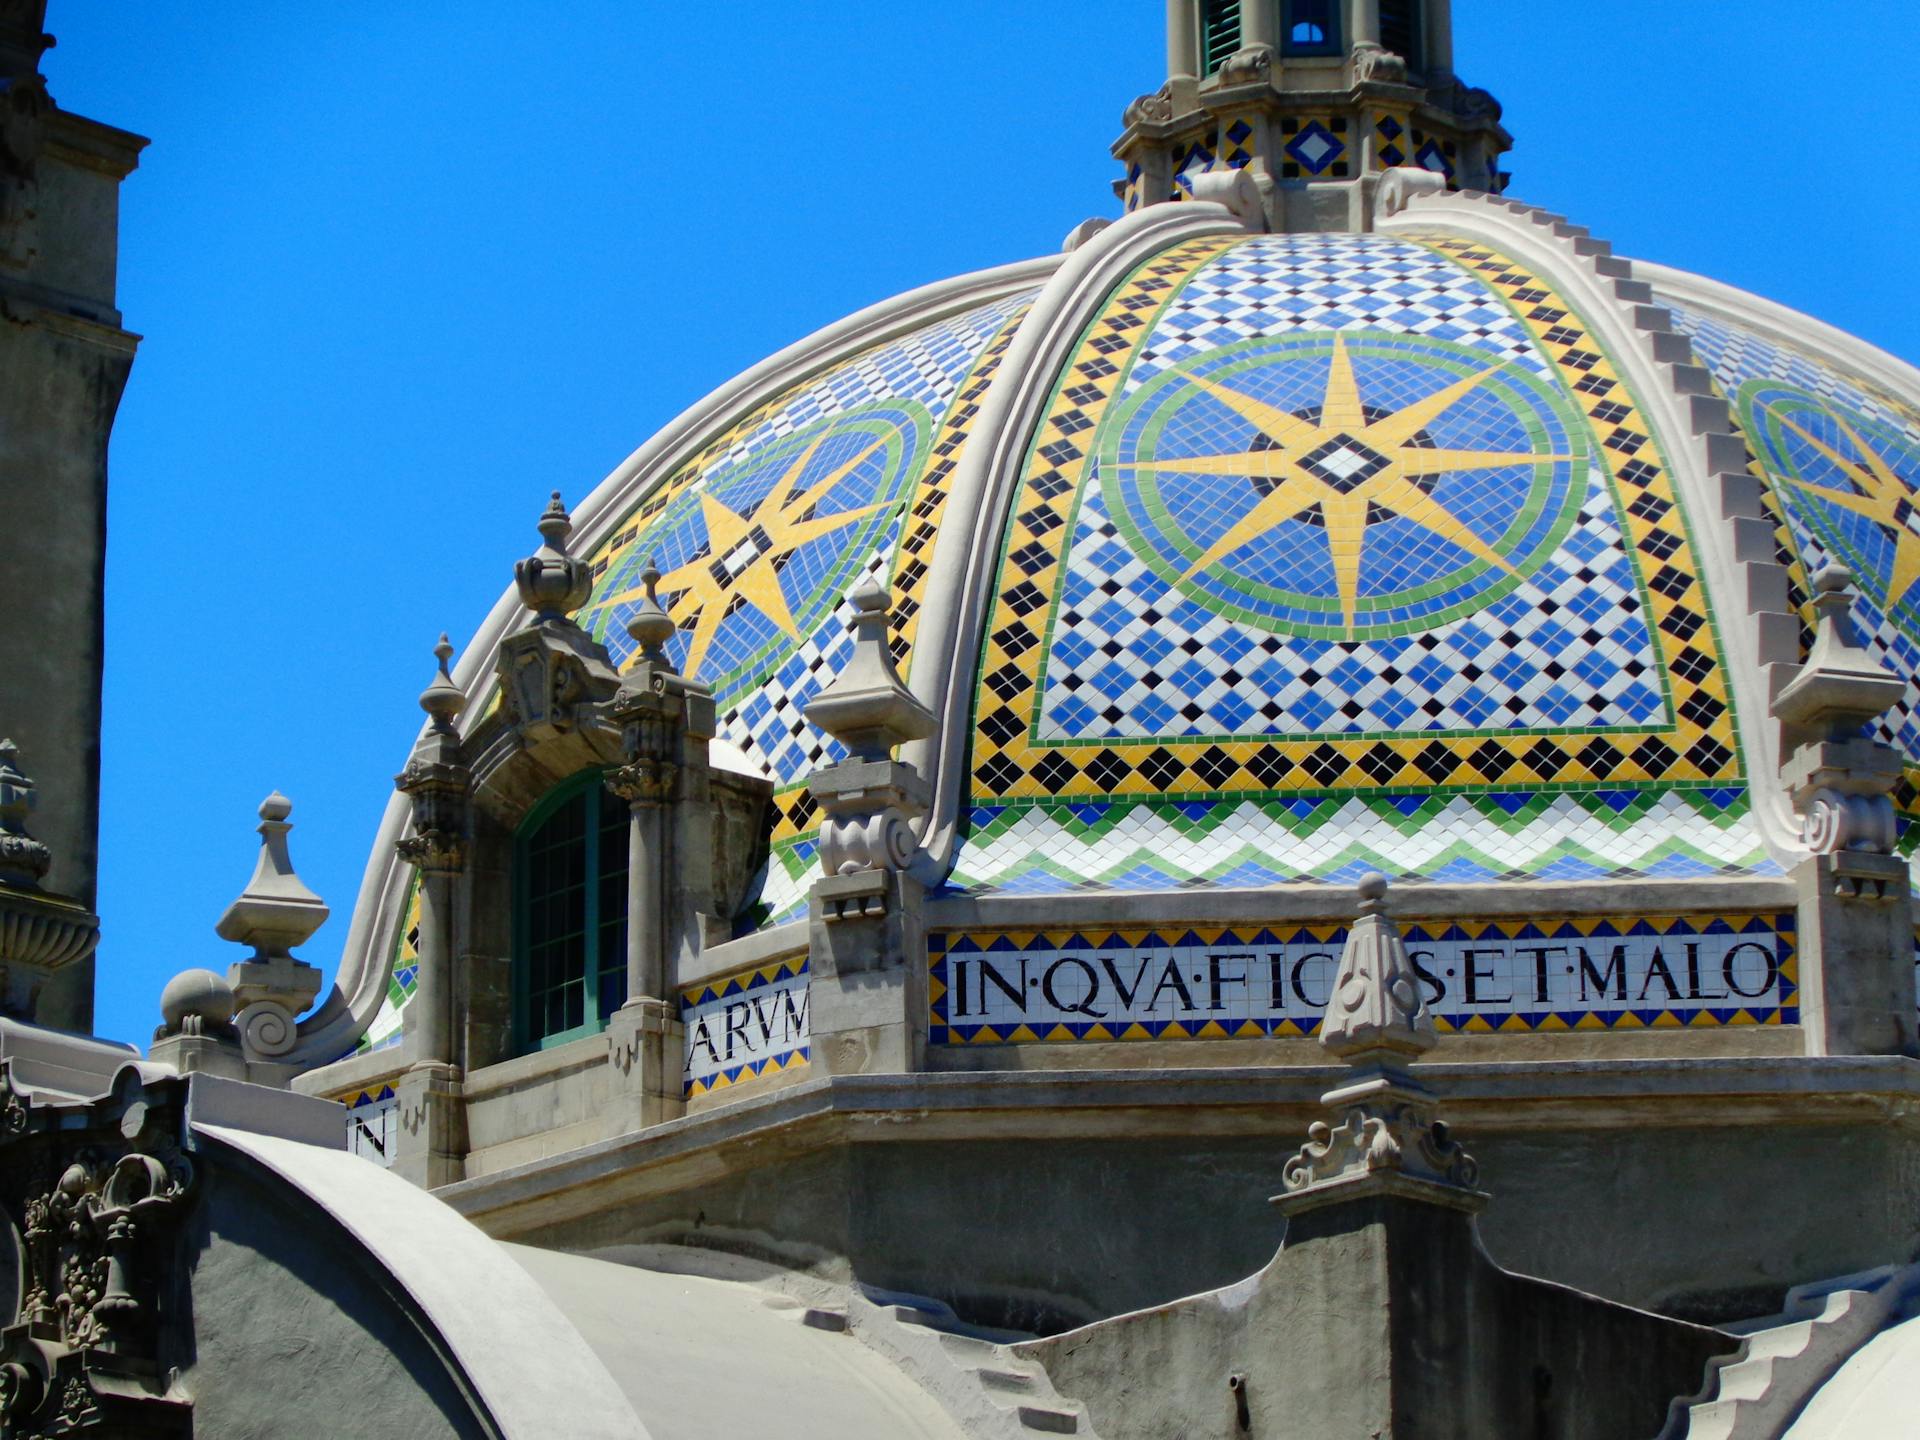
top-left (1772, 564), bottom-right (1907, 861)
top-left (626, 560), bottom-right (677, 667)
top-left (217, 793), bottom-right (328, 1060)
top-left (0, 738), bottom-right (51, 887)
top-left (419, 633), bottom-right (464, 734)
top-left (1278, 875), bottom-right (1480, 1205)
top-left (804, 582), bottom-right (937, 886)
top-left (805, 582), bottom-right (935, 764)
top-left (1319, 873), bottom-right (1436, 1064)
top-left (513, 490), bottom-right (595, 622)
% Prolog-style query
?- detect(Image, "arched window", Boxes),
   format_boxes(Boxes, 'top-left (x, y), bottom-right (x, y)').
top-left (1378, 0), bottom-right (1424, 70)
top-left (1200, 0), bottom-right (1243, 74)
top-left (513, 771), bottom-right (629, 1051)
top-left (1283, 0), bottom-right (1340, 56)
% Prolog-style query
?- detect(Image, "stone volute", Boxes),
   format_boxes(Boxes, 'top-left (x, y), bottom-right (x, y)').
top-left (803, 581), bottom-right (936, 881)
top-left (216, 792), bottom-right (328, 1062)
top-left (1278, 873), bottom-right (1481, 1210)
top-left (0, 739), bottom-right (100, 1021)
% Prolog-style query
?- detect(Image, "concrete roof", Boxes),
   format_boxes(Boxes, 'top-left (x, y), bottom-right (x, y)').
top-left (505, 1244), bottom-right (967, 1440)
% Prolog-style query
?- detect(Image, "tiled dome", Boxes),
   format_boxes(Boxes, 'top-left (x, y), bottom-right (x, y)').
top-left (341, 188), bottom-right (1920, 1050)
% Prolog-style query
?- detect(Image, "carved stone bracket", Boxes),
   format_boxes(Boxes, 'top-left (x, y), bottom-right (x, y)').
top-left (0, 1068), bottom-right (195, 1437)
top-left (1283, 1075), bottom-right (1479, 1195)
top-left (606, 757), bottom-right (677, 808)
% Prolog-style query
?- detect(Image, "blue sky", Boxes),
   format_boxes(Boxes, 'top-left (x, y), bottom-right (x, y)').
top-left (40, 2), bottom-right (1919, 1046)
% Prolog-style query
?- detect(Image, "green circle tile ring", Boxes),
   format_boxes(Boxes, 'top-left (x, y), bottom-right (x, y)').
top-left (1095, 333), bottom-right (1592, 642)
top-left (585, 398), bottom-right (931, 698)
top-left (1739, 379), bottom-right (1920, 625)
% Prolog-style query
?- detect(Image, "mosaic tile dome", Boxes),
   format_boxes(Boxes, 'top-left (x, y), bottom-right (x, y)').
top-left (347, 192), bottom-right (1920, 1047)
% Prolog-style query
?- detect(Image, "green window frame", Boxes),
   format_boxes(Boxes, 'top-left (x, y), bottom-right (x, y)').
top-left (1282, 0), bottom-right (1341, 56)
top-left (512, 769), bottom-right (630, 1053)
top-left (1199, 0), bottom-right (1243, 74)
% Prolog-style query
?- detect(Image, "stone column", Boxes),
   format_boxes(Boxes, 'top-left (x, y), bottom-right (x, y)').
top-left (1348, 0), bottom-right (1380, 48)
top-left (1241, 0), bottom-right (1277, 51)
top-left (1166, 0), bottom-right (1199, 79)
top-left (602, 566), bottom-right (703, 1134)
top-left (391, 636), bottom-right (472, 1187)
top-left (802, 583), bottom-right (936, 1077)
top-left (1424, 0), bottom-right (1454, 76)
top-left (1772, 566), bottom-right (1917, 1057)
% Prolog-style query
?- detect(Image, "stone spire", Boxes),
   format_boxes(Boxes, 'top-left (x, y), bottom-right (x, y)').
top-left (0, 738), bottom-right (50, 888)
top-left (216, 793), bottom-right (328, 1061)
top-left (1279, 873), bottom-right (1480, 1204)
top-left (1117, 0), bottom-right (1508, 231)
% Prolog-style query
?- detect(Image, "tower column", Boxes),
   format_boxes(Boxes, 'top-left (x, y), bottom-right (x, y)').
top-left (1425, 0), bottom-right (1454, 76)
top-left (1348, 0), bottom-right (1379, 47)
top-left (1242, 0), bottom-right (1277, 50)
top-left (1166, 0), bottom-right (1199, 79)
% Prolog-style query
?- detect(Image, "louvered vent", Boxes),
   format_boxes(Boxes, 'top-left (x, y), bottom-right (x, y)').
top-left (1200, 0), bottom-right (1243, 74)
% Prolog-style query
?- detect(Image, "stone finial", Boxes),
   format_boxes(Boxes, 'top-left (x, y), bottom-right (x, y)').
top-left (0, 738), bottom-right (51, 887)
top-left (626, 560), bottom-right (677, 667)
top-left (217, 793), bottom-right (328, 1060)
top-left (216, 794), bottom-right (328, 959)
top-left (513, 491), bottom-right (595, 622)
top-left (1772, 564), bottom-right (1906, 860)
top-left (804, 582), bottom-right (935, 763)
top-left (1278, 874), bottom-right (1480, 1205)
top-left (419, 633), bottom-right (464, 734)
top-left (1319, 873), bottom-right (1436, 1064)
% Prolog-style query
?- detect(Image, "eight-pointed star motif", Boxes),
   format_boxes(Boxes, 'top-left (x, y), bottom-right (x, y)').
top-left (601, 427), bottom-right (897, 681)
top-left (1122, 334), bottom-right (1576, 636)
top-left (1773, 404), bottom-right (1920, 616)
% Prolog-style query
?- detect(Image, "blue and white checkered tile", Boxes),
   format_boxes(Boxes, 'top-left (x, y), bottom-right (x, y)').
top-left (586, 291), bottom-right (1032, 787)
top-left (1037, 467), bottom-right (1661, 741)
top-left (1666, 299), bottom-right (1920, 770)
top-left (1126, 234), bottom-right (1539, 397)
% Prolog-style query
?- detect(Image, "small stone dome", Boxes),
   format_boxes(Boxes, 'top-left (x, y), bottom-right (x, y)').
top-left (159, 967), bottom-right (235, 1032)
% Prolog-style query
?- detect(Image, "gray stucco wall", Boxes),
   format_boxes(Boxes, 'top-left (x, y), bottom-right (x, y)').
top-left (176, 1161), bottom-right (489, 1440)
top-left (502, 1112), bottom-right (1920, 1334)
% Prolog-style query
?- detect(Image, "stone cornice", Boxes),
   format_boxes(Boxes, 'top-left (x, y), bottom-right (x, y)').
top-left (436, 1054), bottom-right (1920, 1235)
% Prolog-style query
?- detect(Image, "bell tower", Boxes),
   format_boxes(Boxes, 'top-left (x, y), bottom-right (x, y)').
top-left (0, 1), bottom-right (146, 1031)
top-left (1117, 0), bottom-right (1509, 232)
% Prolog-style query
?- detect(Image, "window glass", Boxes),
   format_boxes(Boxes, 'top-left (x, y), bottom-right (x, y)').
top-left (516, 774), bottom-right (629, 1051)
top-left (1284, 0), bottom-right (1339, 54)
